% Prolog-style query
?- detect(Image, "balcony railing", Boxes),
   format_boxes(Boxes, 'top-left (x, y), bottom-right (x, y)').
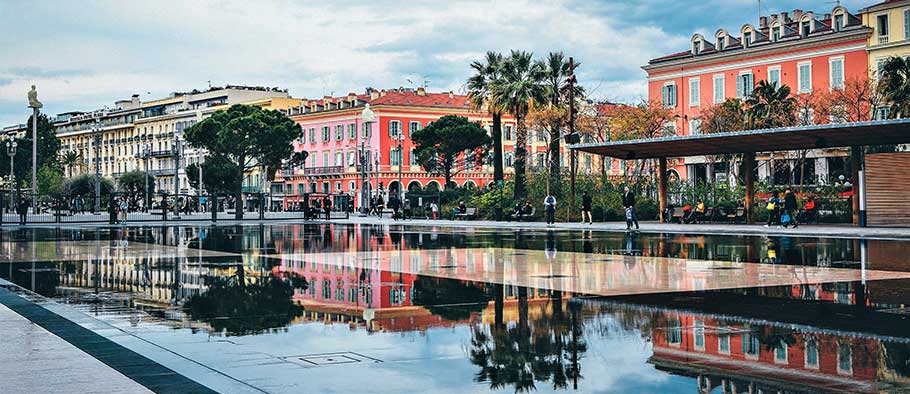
top-left (150, 168), bottom-right (175, 176)
top-left (878, 35), bottom-right (889, 44)
top-left (304, 166), bottom-right (345, 175)
top-left (150, 150), bottom-right (173, 158)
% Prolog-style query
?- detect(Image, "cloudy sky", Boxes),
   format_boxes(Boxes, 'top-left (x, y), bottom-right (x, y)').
top-left (0, 0), bottom-right (869, 126)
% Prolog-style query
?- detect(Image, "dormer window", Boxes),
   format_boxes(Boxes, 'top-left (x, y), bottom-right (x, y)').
top-left (744, 31), bottom-right (752, 47)
top-left (772, 26), bottom-right (781, 41)
top-left (693, 42), bottom-right (700, 55)
top-left (801, 21), bottom-right (811, 37)
top-left (834, 14), bottom-right (844, 31)
top-left (717, 38), bottom-right (725, 51)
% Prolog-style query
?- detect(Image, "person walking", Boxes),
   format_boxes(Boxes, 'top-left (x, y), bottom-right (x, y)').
top-left (322, 195), bottom-right (333, 220)
top-left (581, 192), bottom-right (593, 225)
top-left (429, 201), bottom-right (438, 220)
top-left (375, 194), bottom-right (385, 219)
top-left (388, 194), bottom-right (401, 220)
top-left (622, 186), bottom-right (639, 230)
top-left (783, 188), bottom-right (798, 228)
top-left (544, 193), bottom-right (556, 225)
top-left (17, 194), bottom-right (28, 225)
top-left (766, 190), bottom-right (781, 228)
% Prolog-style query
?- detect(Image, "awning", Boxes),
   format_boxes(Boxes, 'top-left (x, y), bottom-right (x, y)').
top-left (569, 118), bottom-right (910, 159)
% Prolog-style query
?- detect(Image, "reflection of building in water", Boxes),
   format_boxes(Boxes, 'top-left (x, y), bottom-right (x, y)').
top-left (648, 310), bottom-right (907, 393)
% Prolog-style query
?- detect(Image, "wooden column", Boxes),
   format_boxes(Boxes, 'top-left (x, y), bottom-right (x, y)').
top-left (658, 157), bottom-right (668, 223)
top-left (851, 146), bottom-right (861, 226)
top-left (743, 152), bottom-right (755, 224)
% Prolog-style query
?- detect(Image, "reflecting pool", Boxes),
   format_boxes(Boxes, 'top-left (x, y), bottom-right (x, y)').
top-left (2, 223), bottom-right (910, 393)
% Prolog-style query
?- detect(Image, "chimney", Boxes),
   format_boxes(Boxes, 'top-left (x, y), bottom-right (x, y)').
top-left (759, 16), bottom-right (768, 28)
top-left (448, 91), bottom-right (454, 99)
top-left (416, 87), bottom-right (426, 96)
top-left (380, 89), bottom-right (387, 97)
top-left (398, 86), bottom-right (405, 93)
top-left (792, 9), bottom-right (803, 21)
top-left (132, 94), bottom-right (140, 107)
top-left (780, 12), bottom-right (789, 23)
top-left (370, 90), bottom-right (380, 100)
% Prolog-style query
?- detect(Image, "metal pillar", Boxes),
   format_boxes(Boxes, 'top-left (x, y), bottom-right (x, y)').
top-left (744, 152), bottom-right (755, 224)
top-left (658, 157), bottom-right (668, 223)
top-left (93, 121), bottom-right (101, 214)
top-left (851, 146), bottom-right (862, 226)
top-left (31, 108), bottom-right (37, 206)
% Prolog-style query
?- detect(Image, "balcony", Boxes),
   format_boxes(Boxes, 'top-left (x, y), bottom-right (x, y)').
top-left (304, 166), bottom-right (345, 176)
top-left (150, 150), bottom-right (173, 158)
top-left (878, 35), bottom-right (889, 44)
top-left (150, 168), bottom-right (175, 176)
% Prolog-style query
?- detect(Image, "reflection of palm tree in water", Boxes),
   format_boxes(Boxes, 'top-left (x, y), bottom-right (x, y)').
top-left (469, 286), bottom-right (587, 392)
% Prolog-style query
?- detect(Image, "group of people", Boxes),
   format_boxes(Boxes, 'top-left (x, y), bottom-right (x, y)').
top-left (766, 188), bottom-right (815, 228)
top-left (506, 186), bottom-right (640, 230)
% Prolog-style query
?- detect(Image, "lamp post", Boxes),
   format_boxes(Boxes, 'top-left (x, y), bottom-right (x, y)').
top-left (7, 139), bottom-right (17, 212)
top-left (141, 143), bottom-right (151, 210)
top-left (171, 136), bottom-right (182, 216)
top-left (92, 119), bottom-right (102, 214)
top-left (394, 132), bottom-right (405, 204)
top-left (360, 104), bottom-right (375, 215)
top-left (197, 154), bottom-right (203, 213)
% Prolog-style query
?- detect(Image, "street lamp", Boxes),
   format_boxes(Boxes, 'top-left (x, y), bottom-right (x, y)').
top-left (394, 132), bottom-right (405, 204)
top-left (6, 139), bottom-right (17, 212)
top-left (92, 119), bottom-right (102, 214)
top-left (171, 136), bottom-right (182, 216)
top-left (138, 143), bottom-right (151, 211)
top-left (360, 104), bottom-right (375, 215)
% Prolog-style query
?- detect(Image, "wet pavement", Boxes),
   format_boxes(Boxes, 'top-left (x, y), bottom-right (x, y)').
top-left (1, 223), bottom-right (910, 393)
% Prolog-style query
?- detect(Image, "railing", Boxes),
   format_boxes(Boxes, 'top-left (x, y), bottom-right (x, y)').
top-left (878, 35), bottom-right (889, 44)
top-left (150, 168), bottom-right (175, 176)
top-left (150, 150), bottom-right (173, 157)
top-left (304, 166), bottom-right (345, 175)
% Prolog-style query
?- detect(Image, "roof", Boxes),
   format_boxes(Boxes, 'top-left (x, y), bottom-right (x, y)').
top-left (860, 0), bottom-right (909, 13)
top-left (570, 119), bottom-right (910, 159)
top-left (370, 91), bottom-right (470, 109)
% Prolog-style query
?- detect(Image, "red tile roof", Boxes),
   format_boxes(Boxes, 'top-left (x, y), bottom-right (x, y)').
top-left (370, 91), bottom-right (471, 109)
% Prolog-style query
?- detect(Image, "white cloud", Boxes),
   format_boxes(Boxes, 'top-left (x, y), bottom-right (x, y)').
top-left (0, 0), bottom-right (695, 125)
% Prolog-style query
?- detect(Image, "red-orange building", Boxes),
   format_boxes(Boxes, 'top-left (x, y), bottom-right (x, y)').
top-left (643, 5), bottom-right (871, 184)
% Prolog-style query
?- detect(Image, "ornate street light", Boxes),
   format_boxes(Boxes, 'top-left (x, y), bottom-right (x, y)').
top-left (359, 104), bottom-right (375, 215)
top-left (6, 139), bottom-right (17, 212)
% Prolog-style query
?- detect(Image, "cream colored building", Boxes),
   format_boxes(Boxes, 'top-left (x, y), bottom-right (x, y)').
top-left (53, 86), bottom-right (299, 197)
top-left (861, 0), bottom-right (910, 87)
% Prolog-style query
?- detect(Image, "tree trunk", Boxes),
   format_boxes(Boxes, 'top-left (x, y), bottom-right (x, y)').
top-left (492, 112), bottom-right (504, 183)
top-left (235, 155), bottom-right (245, 220)
top-left (513, 112), bottom-right (528, 199)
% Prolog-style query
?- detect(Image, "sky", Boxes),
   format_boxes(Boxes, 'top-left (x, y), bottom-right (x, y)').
top-left (0, 0), bottom-right (871, 126)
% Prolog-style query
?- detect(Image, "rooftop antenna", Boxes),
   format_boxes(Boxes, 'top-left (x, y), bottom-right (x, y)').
top-left (207, 80), bottom-right (212, 89)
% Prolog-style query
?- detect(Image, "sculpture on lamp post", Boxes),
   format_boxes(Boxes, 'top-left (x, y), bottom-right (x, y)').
top-left (27, 85), bottom-right (41, 209)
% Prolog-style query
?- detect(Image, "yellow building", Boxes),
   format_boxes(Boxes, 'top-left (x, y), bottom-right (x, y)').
top-left (861, 0), bottom-right (910, 77)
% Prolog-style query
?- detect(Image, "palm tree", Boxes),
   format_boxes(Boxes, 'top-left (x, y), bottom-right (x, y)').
top-left (61, 151), bottom-right (82, 178)
top-left (744, 80), bottom-right (797, 129)
top-left (494, 50), bottom-right (546, 199)
top-left (537, 52), bottom-right (572, 192)
top-left (467, 52), bottom-right (505, 185)
top-left (878, 56), bottom-right (910, 119)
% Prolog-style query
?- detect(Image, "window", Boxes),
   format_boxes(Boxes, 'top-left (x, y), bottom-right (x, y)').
top-left (768, 66), bottom-right (781, 88)
top-left (504, 125), bottom-right (514, 140)
top-left (688, 78), bottom-right (700, 107)
top-left (408, 121), bottom-right (421, 135)
top-left (335, 125), bottom-right (343, 140)
top-left (772, 27), bottom-right (781, 41)
top-left (504, 152), bottom-right (513, 167)
top-left (801, 21), bottom-right (811, 37)
top-left (308, 128), bottom-right (315, 143)
top-left (878, 14), bottom-right (890, 38)
top-left (693, 320), bottom-right (705, 351)
top-left (348, 123), bottom-right (356, 139)
top-left (718, 333), bottom-right (730, 354)
top-left (805, 339), bottom-right (819, 369)
top-left (334, 151), bottom-right (342, 166)
top-left (905, 9), bottom-right (910, 40)
top-left (834, 14), bottom-right (844, 31)
top-left (321, 126), bottom-right (330, 142)
top-left (663, 121), bottom-right (676, 136)
top-left (362, 122), bottom-right (371, 138)
top-left (742, 332), bottom-right (760, 358)
top-left (335, 181), bottom-right (342, 192)
top-left (689, 119), bottom-right (701, 135)
top-left (390, 148), bottom-right (401, 166)
top-left (536, 129), bottom-right (546, 142)
top-left (661, 83), bottom-right (677, 107)
top-left (389, 120), bottom-right (402, 138)
top-left (464, 150), bottom-right (475, 170)
top-left (322, 152), bottom-right (329, 167)
top-left (409, 148), bottom-right (417, 166)
top-left (716, 37), bottom-right (725, 51)
top-left (665, 318), bottom-right (682, 345)
top-left (743, 31), bottom-right (752, 47)
top-left (713, 74), bottom-right (725, 103)
top-left (692, 41), bottom-right (700, 55)
top-left (830, 57), bottom-right (845, 90)
top-left (348, 151), bottom-right (356, 166)
top-left (349, 181), bottom-right (355, 191)
top-left (838, 343), bottom-right (852, 375)
top-left (774, 342), bottom-right (788, 364)
top-left (737, 72), bottom-right (754, 98)
top-left (798, 61), bottom-right (812, 93)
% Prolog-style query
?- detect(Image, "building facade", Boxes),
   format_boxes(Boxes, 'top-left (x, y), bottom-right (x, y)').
top-left (275, 87), bottom-right (558, 210)
top-left (861, 0), bottom-right (910, 112)
top-left (51, 86), bottom-right (299, 198)
top-left (643, 5), bottom-right (871, 184)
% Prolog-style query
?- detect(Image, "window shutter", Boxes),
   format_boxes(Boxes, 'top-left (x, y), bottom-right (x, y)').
top-left (736, 76), bottom-right (743, 98)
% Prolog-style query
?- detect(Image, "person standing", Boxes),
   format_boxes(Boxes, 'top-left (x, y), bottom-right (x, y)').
top-left (783, 188), bottom-right (798, 228)
top-left (375, 194), bottom-right (385, 219)
top-left (766, 190), bottom-right (781, 228)
top-left (322, 195), bottom-right (333, 220)
top-left (429, 201), bottom-right (438, 220)
top-left (581, 192), bottom-right (593, 225)
top-left (17, 194), bottom-right (28, 225)
top-left (544, 193), bottom-right (556, 225)
top-left (388, 194), bottom-right (401, 220)
top-left (622, 186), bottom-right (639, 230)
